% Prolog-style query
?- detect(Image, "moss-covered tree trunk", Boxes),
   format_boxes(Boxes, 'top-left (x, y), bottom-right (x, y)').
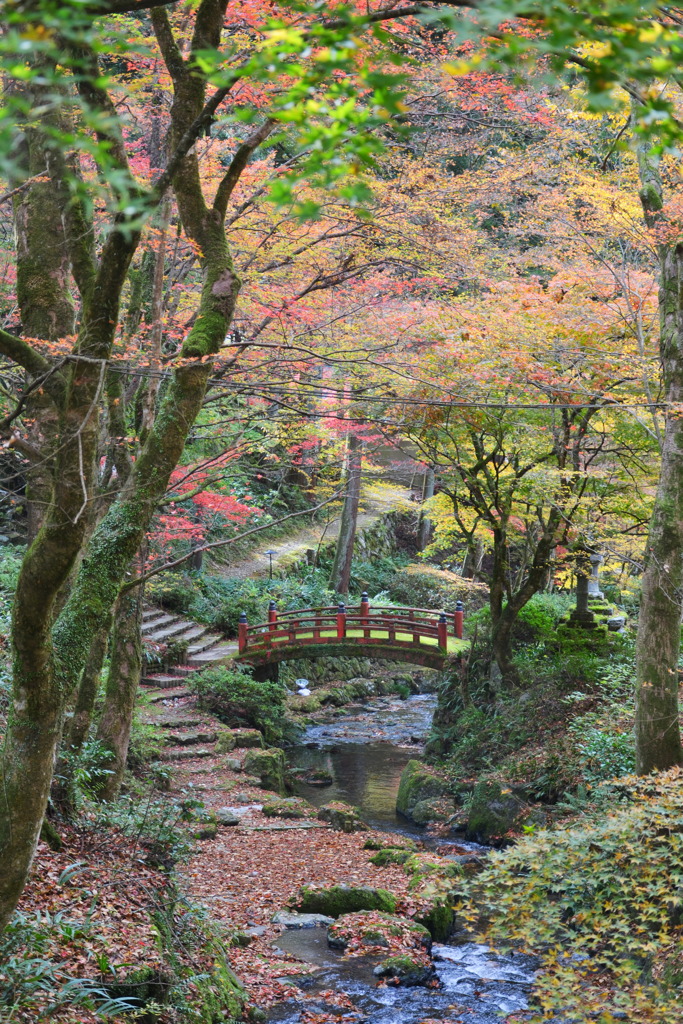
top-left (635, 150), bottom-right (683, 772)
top-left (66, 619), bottom-right (111, 754)
top-left (95, 590), bottom-right (144, 801)
top-left (329, 434), bottom-right (362, 595)
top-left (0, 0), bottom-right (272, 933)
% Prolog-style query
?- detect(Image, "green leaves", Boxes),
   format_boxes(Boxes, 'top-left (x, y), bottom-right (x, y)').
top-left (426, 0), bottom-right (683, 147)
top-left (463, 767), bottom-right (683, 1021)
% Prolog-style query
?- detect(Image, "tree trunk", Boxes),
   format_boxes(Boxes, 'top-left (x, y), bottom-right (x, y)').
top-left (634, 144), bottom-right (683, 773)
top-left (95, 590), bottom-right (144, 801)
top-left (329, 434), bottom-right (362, 595)
top-left (491, 607), bottom-right (519, 689)
top-left (66, 619), bottom-right (111, 754)
top-left (417, 465), bottom-right (435, 551)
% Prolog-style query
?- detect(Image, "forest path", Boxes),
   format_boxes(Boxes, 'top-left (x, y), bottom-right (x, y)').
top-left (217, 481), bottom-right (414, 580)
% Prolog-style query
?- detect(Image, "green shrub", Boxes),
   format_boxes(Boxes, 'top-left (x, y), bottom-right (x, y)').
top-left (462, 768), bottom-right (683, 1023)
top-left (147, 566), bottom-right (336, 637)
top-left (55, 739), bottom-right (114, 804)
top-left (127, 714), bottom-right (163, 773)
top-left (189, 664), bottom-right (286, 742)
top-left (388, 563), bottom-right (488, 613)
top-left (569, 712), bottom-right (635, 784)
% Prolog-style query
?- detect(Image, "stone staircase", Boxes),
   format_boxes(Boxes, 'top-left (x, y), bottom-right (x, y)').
top-left (141, 607), bottom-right (237, 690)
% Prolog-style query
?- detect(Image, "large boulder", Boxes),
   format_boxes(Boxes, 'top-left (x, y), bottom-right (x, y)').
top-left (292, 884), bottom-right (397, 918)
top-left (232, 729), bottom-right (264, 749)
top-left (317, 801), bottom-right (368, 832)
top-left (466, 780), bottom-right (527, 842)
top-left (373, 954), bottom-right (435, 987)
top-left (328, 911), bottom-right (435, 987)
top-left (262, 797), bottom-right (308, 819)
top-left (243, 748), bottom-right (286, 795)
top-left (415, 897), bottom-right (456, 942)
top-left (396, 760), bottom-right (452, 824)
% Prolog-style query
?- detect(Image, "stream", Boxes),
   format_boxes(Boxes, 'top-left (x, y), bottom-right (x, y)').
top-left (266, 693), bottom-right (543, 1023)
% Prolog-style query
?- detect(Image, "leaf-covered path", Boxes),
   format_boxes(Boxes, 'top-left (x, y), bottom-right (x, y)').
top-left (220, 482), bottom-right (413, 580)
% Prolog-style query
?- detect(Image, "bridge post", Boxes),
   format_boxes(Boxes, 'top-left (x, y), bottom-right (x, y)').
top-left (454, 600), bottom-right (464, 639)
top-left (361, 591), bottom-right (369, 637)
top-left (337, 601), bottom-right (346, 639)
top-left (268, 600), bottom-right (277, 632)
top-left (438, 611), bottom-right (448, 650)
top-left (238, 611), bottom-right (248, 653)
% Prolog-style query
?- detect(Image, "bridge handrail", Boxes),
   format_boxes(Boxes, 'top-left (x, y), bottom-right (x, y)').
top-left (271, 604), bottom-right (451, 621)
top-left (245, 617), bottom-right (443, 641)
top-left (237, 600), bottom-right (464, 655)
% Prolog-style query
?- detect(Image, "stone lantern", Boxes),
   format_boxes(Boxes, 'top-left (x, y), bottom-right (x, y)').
top-left (587, 552), bottom-right (604, 600)
top-left (568, 549), bottom-right (597, 629)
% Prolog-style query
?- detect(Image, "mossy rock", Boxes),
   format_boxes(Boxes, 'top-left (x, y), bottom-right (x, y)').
top-left (328, 911), bottom-right (431, 953)
top-left (415, 897), bottom-right (456, 942)
top-left (292, 884), bottom-right (397, 918)
top-left (373, 954), bottom-right (435, 986)
top-left (196, 820), bottom-right (218, 840)
top-left (232, 729), bottom-right (264, 749)
top-left (410, 798), bottom-right (451, 826)
top-left (369, 849), bottom-right (412, 867)
top-left (262, 797), bottom-right (308, 819)
top-left (303, 768), bottom-right (334, 786)
top-left (396, 760), bottom-right (451, 823)
top-left (243, 747), bottom-right (286, 795)
top-left (317, 801), bottom-right (368, 833)
top-left (215, 730), bottom-right (236, 754)
top-left (466, 779), bottom-right (527, 843)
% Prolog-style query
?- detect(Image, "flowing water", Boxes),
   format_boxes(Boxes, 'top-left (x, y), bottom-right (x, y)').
top-left (266, 693), bottom-right (546, 1023)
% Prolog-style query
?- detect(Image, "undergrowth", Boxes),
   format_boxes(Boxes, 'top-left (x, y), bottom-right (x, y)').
top-left (431, 592), bottom-right (636, 798)
top-left (462, 768), bottom-right (683, 1023)
top-left (189, 663), bottom-right (287, 743)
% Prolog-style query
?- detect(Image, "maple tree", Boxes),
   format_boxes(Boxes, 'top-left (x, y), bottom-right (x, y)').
top-left (0, 0), bottom-right (460, 929)
top-left (436, 0), bottom-right (683, 769)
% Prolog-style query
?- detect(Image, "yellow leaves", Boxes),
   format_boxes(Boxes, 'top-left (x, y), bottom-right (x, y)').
top-left (638, 21), bottom-right (663, 44)
top-left (442, 54), bottom-right (482, 77)
top-left (20, 23), bottom-right (54, 42)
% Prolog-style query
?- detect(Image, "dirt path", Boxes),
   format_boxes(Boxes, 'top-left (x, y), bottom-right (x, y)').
top-left (219, 481), bottom-right (413, 580)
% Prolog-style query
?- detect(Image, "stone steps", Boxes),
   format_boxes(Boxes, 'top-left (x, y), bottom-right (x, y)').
top-left (164, 729), bottom-right (218, 746)
top-left (144, 619), bottom-right (198, 643)
top-left (187, 633), bottom-right (224, 655)
top-left (142, 673), bottom-right (186, 689)
top-left (187, 644), bottom-right (238, 668)
top-left (142, 612), bottom-right (177, 631)
top-left (143, 686), bottom-right (192, 703)
top-left (141, 605), bottom-right (237, 689)
top-left (163, 746), bottom-right (218, 761)
top-left (152, 715), bottom-right (206, 729)
top-left (171, 664), bottom-right (203, 679)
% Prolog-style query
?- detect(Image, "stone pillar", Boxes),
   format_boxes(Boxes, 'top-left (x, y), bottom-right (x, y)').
top-left (568, 552), bottom-right (597, 629)
top-left (588, 552), bottom-right (604, 600)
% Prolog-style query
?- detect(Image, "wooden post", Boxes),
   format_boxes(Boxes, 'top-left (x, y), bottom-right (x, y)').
top-left (454, 600), bottom-right (464, 640)
top-left (438, 611), bottom-right (448, 650)
top-left (268, 600), bottom-right (277, 631)
top-left (337, 601), bottom-right (346, 639)
top-left (361, 590), bottom-right (369, 637)
top-left (238, 611), bottom-right (248, 653)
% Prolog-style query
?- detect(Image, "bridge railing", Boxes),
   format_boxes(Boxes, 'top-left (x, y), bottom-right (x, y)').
top-left (237, 594), bottom-right (464, 657)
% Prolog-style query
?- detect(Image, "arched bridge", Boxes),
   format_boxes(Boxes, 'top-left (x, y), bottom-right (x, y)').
top-left (235, 597), bottom-right (468, 671)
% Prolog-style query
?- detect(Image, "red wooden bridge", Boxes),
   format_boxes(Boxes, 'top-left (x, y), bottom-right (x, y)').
top-left (235, 595), bottom-right (467, 671)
